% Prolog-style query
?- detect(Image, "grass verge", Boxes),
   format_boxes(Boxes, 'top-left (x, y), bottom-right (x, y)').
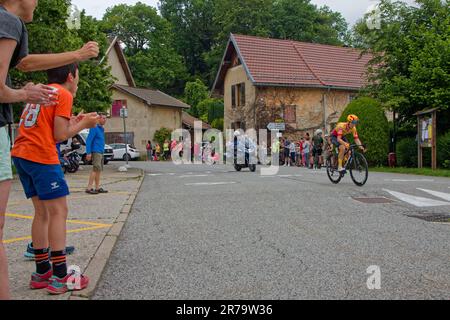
top-left (371, 166), bottom-right (450, 177)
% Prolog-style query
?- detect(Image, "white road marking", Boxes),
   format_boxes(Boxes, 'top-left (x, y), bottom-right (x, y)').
top-left (184, 182), bottom-right (237, 186)
top-left (179, 175), bottom-right (211, 178)
top-left (385, 179), bottom-right (435, 182)
top-left (148, 174), bottom-right (163, 176)
top-left (417, 188), bottom-right (450, 202)
top-left (383, 189), bottom-right (450, 207)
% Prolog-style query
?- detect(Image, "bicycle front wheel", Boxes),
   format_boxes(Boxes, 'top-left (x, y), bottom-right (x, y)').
top-left (349, 152), bottom-right (368, 186)
top-left (326, 157), bottom-right (341, 184)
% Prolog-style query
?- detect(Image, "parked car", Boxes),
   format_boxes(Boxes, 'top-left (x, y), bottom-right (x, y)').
top-left (72, 129), bottom-right (114, 164)
top-left (109, 143), bottom-right (141, 161)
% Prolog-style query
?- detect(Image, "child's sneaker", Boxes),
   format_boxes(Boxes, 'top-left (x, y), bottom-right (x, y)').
top-left (46, 271), bottom-right (89, 295)
top-left (30, 269), bottom-right (53, 289)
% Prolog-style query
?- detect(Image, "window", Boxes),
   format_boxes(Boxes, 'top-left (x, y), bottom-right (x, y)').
top-left (111, 100), bottom-right (127, 117)
top-left (231, 85), bottom-right (236, 108)
top-left (239, 83), bottom-right (245, 106)
top-left (284, 105), bottom-right (296, 123)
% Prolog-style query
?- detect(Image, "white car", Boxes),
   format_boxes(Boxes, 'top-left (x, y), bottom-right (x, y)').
top-left (109, 143), bottom-right (140, 161)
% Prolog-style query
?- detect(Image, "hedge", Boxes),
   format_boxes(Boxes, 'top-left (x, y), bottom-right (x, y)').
top-left (338, 97), bottom-right (390, 166)
top-left (395, 130), bottom-right (450, 168)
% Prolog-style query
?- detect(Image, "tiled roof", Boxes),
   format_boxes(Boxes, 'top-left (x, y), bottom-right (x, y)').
top-left (113, 84), bottom-right (190, 109)
top-left (182, 112), bottom-right (212, 129)
top-left (214, 34), bottom-right (372, 91)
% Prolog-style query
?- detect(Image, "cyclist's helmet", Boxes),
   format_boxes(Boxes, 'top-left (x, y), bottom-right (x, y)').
top-left (347, 114), bottom-right (359, 124)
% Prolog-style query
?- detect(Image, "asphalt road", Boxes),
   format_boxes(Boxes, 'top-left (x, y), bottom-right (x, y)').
top-left (93, 162), bottom-right (450, 299)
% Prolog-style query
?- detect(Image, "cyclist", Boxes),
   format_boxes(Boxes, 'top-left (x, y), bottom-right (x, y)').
top-left (331, 114), bottom-right (365, 172)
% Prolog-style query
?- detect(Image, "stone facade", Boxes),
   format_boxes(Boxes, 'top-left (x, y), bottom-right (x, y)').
top-left (224, 66), bottom-right (356, 141)
top-left (103, 90), bottom-right (182, 152)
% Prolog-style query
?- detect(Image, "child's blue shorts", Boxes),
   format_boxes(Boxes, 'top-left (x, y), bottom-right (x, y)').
top-left (12, 157), bottom-right (70, 200)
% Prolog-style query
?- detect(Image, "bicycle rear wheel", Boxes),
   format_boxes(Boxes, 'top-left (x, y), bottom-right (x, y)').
top-left (349, 152), bottom-right (368, 186)
top-left (326, 157), bottom-right (341, 184)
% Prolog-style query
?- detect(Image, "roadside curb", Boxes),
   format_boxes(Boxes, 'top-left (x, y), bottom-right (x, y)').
top-left (70, 169), bottom-right (145, 299)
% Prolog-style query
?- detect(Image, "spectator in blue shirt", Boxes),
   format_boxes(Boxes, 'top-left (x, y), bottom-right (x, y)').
top-left (85, 114), bottom-right (107, 194)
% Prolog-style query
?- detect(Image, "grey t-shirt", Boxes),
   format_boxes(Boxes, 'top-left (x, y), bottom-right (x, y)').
top-left (0, 5), bottom-right (29, 128)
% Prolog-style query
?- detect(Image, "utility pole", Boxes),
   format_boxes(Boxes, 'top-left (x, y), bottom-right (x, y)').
top-left (120, 105), bottom-right (129, 168)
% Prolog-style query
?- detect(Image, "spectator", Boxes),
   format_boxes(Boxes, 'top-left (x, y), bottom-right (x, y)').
top-left (12, 63), bottom-right (98, 294)
top-left (155, 143), bottom-right (161, 161)
top-left (312, 129), bottom-right (324, 169)
top-left (283, 138), bottom-right (290, 166)
top-left (0, 0), bottom-right (99, 299)
top-left (163, 140), bottom-right (170, 160)
top-left (298, 138), bottom-right (304, 166)
top-left (303, 133), bottom-right (311, 168)
top-left (289, 140), bottom-right (296, 167)
top-left (85, 113), bottom-right (108, 195)
top-left (146, 140), bottom-right (152, 161)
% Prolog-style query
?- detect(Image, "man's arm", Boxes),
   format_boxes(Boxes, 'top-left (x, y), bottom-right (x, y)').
top-left (0, 39), bottom-right (55, 104)
top-left (16, 42), bottom-right (99, 72)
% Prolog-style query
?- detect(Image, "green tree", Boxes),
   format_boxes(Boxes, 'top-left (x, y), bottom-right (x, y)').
top-left (196, 98), bottom-right (223, 123)
top-left (354, 0), bottom-right (450, 132)
top-left (270, 0), bottom-right (349, 45)
top-left (101, 2), bottom-right (187, 94)
top-left (183, 79), bottom-right (209, 118)
top-left (10, 0), bottom-right (113, 117)
top-left (338, 97), bottom-right (390, 166)
top-left (203, 0), bottom-right (274, 83)
top-left (159, 0), bottom-right (218, 82)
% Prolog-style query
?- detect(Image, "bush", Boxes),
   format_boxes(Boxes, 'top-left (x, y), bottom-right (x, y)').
top-left (154, 127), bottom-right (171, 147)
top-left (437, 131), bottom-right (450, 167)
top-left (338, 97), bottom-right (389, 166)
top-left (195, 98), bottom-right (224, 124)
top-left (396, 131), bottom-right (450, 168)
top-left (211, 118), bottom-right (224, 131)
top-left (396, 137), bottom-right (418, 167)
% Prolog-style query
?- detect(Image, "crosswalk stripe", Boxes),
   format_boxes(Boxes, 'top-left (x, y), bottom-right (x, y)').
top-left (383, 189), bottom-right (450, 207)
top-left (417, 188), bottom-right (450, 202)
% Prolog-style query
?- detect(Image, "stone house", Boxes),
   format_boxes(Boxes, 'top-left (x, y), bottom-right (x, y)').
top-left (212, 34), bottom-right (372, 140)
top-left (103, 37), bottom-right (189, 152)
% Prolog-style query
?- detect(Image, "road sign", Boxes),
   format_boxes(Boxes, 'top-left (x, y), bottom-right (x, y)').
top-left (267, 122), bottom-right (285, 131)
top-left (120, 107), bottom-right (128, 118)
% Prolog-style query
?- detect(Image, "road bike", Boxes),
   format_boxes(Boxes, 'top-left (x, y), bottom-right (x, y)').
top-left (326, 144), bottom-right (368, 186)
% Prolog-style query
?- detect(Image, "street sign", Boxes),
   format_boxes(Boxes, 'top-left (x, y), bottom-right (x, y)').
top-left (120, 107), bottom-right (128, 118)
top-left (267, 122), bottom-right (285, 131)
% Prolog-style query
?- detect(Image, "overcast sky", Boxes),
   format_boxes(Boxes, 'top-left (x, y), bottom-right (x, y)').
top-left (71, 0), bottom-right (417, 26)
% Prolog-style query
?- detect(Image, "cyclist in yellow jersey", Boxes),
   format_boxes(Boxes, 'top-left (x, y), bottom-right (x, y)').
top-left (331, 114), bottom-right (365, 172)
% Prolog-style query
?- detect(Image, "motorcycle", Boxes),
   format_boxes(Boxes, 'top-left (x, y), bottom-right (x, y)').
top-left (60, 142), bottom-right (81, 174)
top-left (233, 136), bottom-right (257, 172)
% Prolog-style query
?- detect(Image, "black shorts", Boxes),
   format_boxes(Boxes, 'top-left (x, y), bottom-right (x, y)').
top-left (331, 135), bottom-right (348, 148)
top-left (313, 148), bottom-right (322, 156)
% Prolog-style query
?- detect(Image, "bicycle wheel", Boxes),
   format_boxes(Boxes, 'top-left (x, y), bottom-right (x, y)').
top-left (349, 152), bottom-right (368, 186)
top-left (326, 157), bottom-right (341, 184)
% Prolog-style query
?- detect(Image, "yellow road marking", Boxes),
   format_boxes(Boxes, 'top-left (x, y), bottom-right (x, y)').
top-left (3, 226), bottom-right (109, 244)
top-left (6, 191), bottom-right (130, 207)
top-left (5, 213), bottom-right (112, 227)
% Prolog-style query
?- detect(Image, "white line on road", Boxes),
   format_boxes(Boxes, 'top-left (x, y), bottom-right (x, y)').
top-left (383, 189), bottom-right (450, 207)
top-left (179, 175), bottom-right (212, 178)
top-left (184, 182), bottom-right (237, 186)
top-left (417, 188), bottom-right (450, 202)
top-left (385, 179), bottom-right (435, 182)
top-left (148, 174), bottom-right (163, 176)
